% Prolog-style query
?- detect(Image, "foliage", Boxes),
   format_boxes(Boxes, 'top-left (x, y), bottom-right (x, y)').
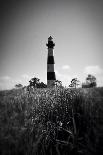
top-left (54, 80), bottom-right (62, 87)
top-left (29, 77), bottom-right (40, 87)
top-left (15, 84), bottom-right (23, 89)
top-left (82, 74), bottom-right (97, 88)
top-left (86, 74), bottom-right (97, 87)
top-left (29, 77), bottom-right (47, 88)
top-left (37, 82), bottom-right (47, 88)
top-left (0, 87), bottom-right (103, 155)
top-left (69, 78), bottom-right (80, 88)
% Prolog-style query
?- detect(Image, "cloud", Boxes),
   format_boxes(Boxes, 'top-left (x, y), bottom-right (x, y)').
top-left (0, 76), bottom-right (14, 90)
top-left (62, 65), bottom-right (71, 70)
top-left (55, 70), bottom-right (71, 86)
top-left (0, 74), bottom-right (31, 90)
top-left (84, 65), bottom-right (103, 75)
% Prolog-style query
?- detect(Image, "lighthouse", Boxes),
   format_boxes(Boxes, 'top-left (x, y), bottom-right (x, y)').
top-left (46, 36), bottom-right (56, 87)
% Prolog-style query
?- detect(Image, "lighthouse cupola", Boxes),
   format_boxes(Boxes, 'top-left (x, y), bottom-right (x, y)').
top-left (46, 36), bottom-right (55, 49)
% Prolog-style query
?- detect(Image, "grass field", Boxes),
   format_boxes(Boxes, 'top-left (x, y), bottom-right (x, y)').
top-left (0, 87), bottom-right (103, 155)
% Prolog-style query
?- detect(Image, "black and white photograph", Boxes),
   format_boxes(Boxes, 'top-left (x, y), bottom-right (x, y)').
top-left (0, 0), bottom-right (103, 154)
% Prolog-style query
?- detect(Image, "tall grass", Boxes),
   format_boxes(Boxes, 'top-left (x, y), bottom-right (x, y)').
top-left (0, 87), bottom-right (103, 155)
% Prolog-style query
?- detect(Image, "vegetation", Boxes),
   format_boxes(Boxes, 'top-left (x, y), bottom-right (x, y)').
top-left (53, 80), bottom-right (62, 88)
top-left (15, 84), bottom-right (23, 89)
top-left (29, 77), bottom-right (47, 88)
top-left (0, 87), bottom-right (103, 155)
top-left (82, 74), bottom-right (97, 88)
top-left (69, 78), bottom-right (80, 88)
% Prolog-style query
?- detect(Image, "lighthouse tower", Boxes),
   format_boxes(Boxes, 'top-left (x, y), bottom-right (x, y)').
top-left (46, 36), bottom-right (56, 87)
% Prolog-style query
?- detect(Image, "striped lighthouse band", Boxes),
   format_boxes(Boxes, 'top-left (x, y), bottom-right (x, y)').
top-left (47, 64), bottom-right (54, 72)
top-left (47, 48), bottom-right (54, 56)
top-left (47, 56), bottom-right (55, 64)
top-left (47, 72), bottom-right (56, 80)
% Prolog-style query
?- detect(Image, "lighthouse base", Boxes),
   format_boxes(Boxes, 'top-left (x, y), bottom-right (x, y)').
top-left (47, 80), bottom-right (55, 88)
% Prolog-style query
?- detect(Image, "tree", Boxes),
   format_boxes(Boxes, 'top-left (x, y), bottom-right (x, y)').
top-left (69, 78), bottom-right (80, 88)
top-left (54, 80), bottom-right (62, 87)
top-left (29, 77), bottom-right (47, 88)
top-left (86, 74), bottom-right (96, 87)
top-left (29, 77), bottom-right (40, 88)
top-left (15, 84), bottom-right (23, 89)
top-left (37, 82), bottom-right (47, 88)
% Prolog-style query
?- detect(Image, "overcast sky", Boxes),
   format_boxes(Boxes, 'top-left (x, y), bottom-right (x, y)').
top-left (0, 0), bottom-right (103, 89)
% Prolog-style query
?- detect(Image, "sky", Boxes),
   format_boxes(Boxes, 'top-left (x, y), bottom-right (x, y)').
top-left (0, 0), bottom-right (103, 90)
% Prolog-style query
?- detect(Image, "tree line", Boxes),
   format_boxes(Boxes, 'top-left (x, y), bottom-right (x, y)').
top-left (15, 74), bottom-right (97, 89)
